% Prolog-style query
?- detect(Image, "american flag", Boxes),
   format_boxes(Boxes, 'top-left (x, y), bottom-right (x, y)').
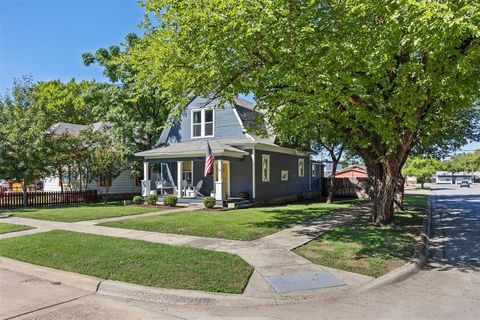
top-left (204, 141), bottom-right (215, 177)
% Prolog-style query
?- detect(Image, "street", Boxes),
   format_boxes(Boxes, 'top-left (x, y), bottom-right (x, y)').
top-left (1, 185), bottom-right (479, 320)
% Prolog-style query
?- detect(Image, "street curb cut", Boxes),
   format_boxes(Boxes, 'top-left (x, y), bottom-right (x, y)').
top-left (356, 196), bottom-right (432, 292)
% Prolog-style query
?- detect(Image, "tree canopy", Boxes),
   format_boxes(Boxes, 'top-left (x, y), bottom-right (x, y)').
top-left (131, 0), bottom-right (480, 224)
top-left (402, 157), bottom-right (441, 188)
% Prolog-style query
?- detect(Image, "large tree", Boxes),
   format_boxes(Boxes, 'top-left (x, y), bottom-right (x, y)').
top-left (0, 77), bottom-right (49, 205)
top-left (82, 33), bottom-right (171, 155)
top-left (132, 0), bottom-right (480, 224)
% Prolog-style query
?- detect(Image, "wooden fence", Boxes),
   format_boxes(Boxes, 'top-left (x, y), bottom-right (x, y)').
top-left (322, 177), bottom-right (370, 199)
top-left (0, 190), bottom-right (97, 210)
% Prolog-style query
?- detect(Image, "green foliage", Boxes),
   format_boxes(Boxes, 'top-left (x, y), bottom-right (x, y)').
top-left (203, 197), bottom-right (216, 209)
top-left (30, 79), bottom-right (104, 126)
top-left (442, 150), bottom-right (480, 173)
top-left (134, 0), bottom-right (480, 224)
top-left (402, 157), bottom-right (441, 184)
top-left (0, 77), bottom-right (50, 183)
top-left (83, 33), bottom-right (171, 166)
top-left (163, 195), bottom-right (177, 207)
top-left (132, 195), bottom-right (143, 205)
top-left (146, 194), bottom-right (158, 205)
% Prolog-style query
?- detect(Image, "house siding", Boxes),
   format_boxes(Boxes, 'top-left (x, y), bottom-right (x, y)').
top-left (43, 170), bottom-right (140, 195)
top-left (311, 163), bottom-right (323, 192)
top-left (166, 97), bottom-right (247, 143)
top-left (254, 150), bottom-right (311, 201)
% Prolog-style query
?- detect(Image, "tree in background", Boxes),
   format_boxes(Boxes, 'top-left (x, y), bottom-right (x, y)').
top-left (30, 79), bottom-right (104, 126)
top-left (403, 157), bottom-right (441, 189)
top-left (0, 77), bottom-right (49, 205)
top-left (81, 128), bottom-right (127, 204)
top-left (442, 151), bottom-right (480, 174)
top-left (82, 33), bottom-right (171, 181)
top-left (132, 0), bottom-right (480, 224)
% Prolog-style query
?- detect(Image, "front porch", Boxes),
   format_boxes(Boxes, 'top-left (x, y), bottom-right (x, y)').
top-left (136, 140), bottom-right (254, 207)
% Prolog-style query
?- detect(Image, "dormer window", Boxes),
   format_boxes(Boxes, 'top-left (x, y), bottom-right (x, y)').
top-left (192, 109), bottom-right (214, 138)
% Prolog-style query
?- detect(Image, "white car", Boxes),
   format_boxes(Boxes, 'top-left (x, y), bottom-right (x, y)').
top-left (0, 180), bottom-right (9, 191)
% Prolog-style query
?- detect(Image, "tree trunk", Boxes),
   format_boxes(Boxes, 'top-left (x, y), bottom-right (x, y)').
top-left (58, 167), bottom-right (64, 193)
top-left (326, 161), bottom-right (338, 204)
top-left (371, 174), bottom-right (397, 224)
top-left (394, 175), bottom-right (405, 212)
top-left (22, 175), bottom-right (28, 208)
top-left (421, 180), bottom-right (425, 189)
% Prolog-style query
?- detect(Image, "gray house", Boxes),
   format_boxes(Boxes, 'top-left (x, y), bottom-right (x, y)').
top-left (136, 96), bottom-right (324, 205)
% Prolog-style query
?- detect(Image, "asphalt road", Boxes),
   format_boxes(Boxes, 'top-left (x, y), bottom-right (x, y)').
top-left (1, 185), bottom-right (479, 320)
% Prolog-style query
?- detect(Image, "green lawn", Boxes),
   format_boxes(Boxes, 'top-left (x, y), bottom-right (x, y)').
top-left (294, 194), bottom-right (428, 278)
top-left (100, 200), bottom-right (358, 241)
top-left (0, 222), bottom-right (33, 234)
top-left (0, 230), bottom-right (253, 293)
top-left (4, 203), bottom-right (163, 222)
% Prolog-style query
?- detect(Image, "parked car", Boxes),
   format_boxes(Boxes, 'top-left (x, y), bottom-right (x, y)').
top-left (459, 180), bottom-right (470, 188)
top-left (0, 180), bottom-right (9, 191)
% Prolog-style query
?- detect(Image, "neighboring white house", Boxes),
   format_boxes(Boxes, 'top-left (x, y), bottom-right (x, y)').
top-left (43, 122), bottom-right (141, 198)
top-left (435, 171), bottom-right (473, 184)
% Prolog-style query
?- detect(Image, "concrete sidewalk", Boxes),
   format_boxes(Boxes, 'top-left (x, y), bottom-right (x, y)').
top-left (0, 204), bottom-right (373, 300)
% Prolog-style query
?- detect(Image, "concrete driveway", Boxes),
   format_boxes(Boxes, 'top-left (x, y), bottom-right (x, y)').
top-left (1, 185), bottom-right (479, 319)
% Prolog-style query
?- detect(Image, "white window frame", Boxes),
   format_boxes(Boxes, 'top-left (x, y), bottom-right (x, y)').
top-left (262, 154), bottom-right (270, 182)
top-left (312, 164), bottom-right (316, 177)
top-left (281, 170), bottom-right (289, 181)
top-left (191, 109), bottom-right (215, 139)
top-left (298, 159), bottom-right (305, 177)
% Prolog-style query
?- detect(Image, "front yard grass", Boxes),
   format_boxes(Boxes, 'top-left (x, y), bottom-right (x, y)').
top-left (4, 202), bottom-right (163, 222)
top-left (0, 222), bottom-right (33, 234)
top-left (0, 230), bottom-right (253, 293)
top-left (293, 194), bottom-right (428, 278)
top-left (100, 200), bottom-right (359, 241)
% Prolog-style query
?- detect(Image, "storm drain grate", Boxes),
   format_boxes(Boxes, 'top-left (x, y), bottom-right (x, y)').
top-left (265, 271), bottom-right (346, 294)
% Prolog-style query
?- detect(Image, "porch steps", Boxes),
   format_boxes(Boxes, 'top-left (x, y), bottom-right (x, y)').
top-left (227, 199), bottom-right (253, 209)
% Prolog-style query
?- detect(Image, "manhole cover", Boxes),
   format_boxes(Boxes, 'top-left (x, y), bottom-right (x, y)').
top-left (265, 271), bottom-right (346, 293)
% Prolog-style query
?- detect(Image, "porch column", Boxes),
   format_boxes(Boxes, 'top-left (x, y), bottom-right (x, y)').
top-left (215, 160), bottom-right (224, 201)
top-left (142, 161), bottom-right (151, 197)
top-left (177, 161), bottom-right (183, 198)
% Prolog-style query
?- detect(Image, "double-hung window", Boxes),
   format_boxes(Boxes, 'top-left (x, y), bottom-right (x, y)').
top-left (192, 109), bottom-right (214, 138)
top-left (298, 159), bottom-right (305, 177)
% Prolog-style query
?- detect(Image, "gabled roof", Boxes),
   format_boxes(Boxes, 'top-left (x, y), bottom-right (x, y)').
top-left (155, 95), bottom-right (275, 147)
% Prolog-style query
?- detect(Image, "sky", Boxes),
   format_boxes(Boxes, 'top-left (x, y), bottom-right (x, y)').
top-left (0, 0), bottom-right (478, 152)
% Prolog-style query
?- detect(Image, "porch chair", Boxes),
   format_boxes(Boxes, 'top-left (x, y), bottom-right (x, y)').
top-left (193, 180), bottom-right (204, 197)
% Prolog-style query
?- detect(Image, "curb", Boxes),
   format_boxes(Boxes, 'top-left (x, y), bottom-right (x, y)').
top-left (0, 257), bottom-right (101, 293)
top-left (0, 257), bottom-right (294, 306)
top-left (356, 196), bottom-right (433, 291)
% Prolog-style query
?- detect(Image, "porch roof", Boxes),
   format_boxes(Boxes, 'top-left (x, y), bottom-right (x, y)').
top-left (135, 139), bottom-right (250, 159)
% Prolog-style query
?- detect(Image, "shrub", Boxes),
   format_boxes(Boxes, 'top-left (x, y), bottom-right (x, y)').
top-left (164, 195), bottom-right (177, 207)
top-left (146, 194), bottom-right (158, 205)
top-left (132, 195), bottom-right (143, 205)
top-left (204, 197), bottom-right (216, 209)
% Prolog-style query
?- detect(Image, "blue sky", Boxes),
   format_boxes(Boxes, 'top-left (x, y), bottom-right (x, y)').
top-left (0, 0), bottom-right (143, 92)
top-left (0, 0), bottom-right (478, 152)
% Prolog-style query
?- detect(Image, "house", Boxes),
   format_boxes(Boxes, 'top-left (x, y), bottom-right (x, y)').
top-left (135, 96), bottom-right (324, 206)
top-left (322, 160), bottom-right (343, 177)
top-left (435, 171), bottom-right (473, 184)
top-left (43, 122), bottom-right (141, 198)
top-left (334, 165), bottom-right (367, 178)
